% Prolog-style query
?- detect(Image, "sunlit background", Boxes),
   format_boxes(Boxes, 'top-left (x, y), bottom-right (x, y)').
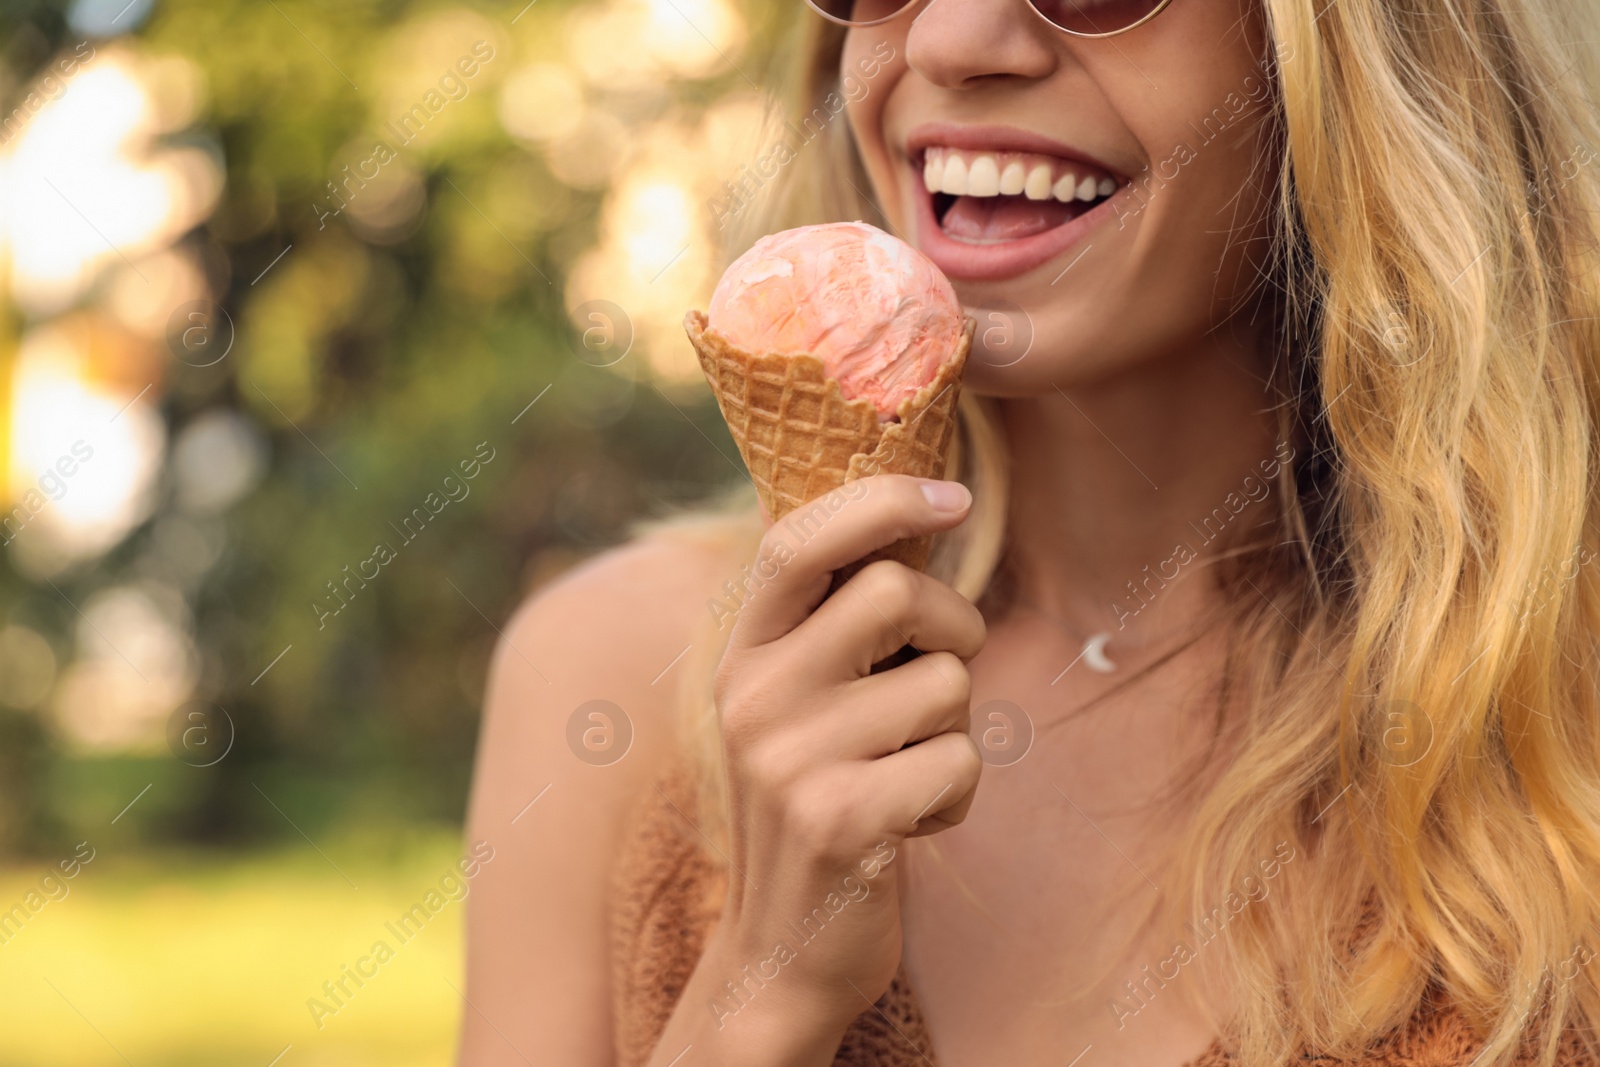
top-left (0, 0), bottom-right (795, 1062)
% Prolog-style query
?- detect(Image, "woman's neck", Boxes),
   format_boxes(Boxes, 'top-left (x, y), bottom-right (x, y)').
top-left (995, 327), bottom-right (1281, 643)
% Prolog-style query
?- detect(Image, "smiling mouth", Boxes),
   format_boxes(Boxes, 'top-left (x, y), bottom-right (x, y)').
top-left (920, 146), bottom-right (1122, 244)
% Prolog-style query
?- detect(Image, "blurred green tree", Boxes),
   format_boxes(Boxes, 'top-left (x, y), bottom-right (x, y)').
top-left (0, 0), bottom-right (801, 853)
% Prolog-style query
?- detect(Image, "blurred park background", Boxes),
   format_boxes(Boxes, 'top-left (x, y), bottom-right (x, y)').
top-left (0, 0), bottom-right (796, 1062)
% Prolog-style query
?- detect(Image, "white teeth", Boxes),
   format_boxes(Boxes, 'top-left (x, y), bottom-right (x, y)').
top-left (940, 154), bottom-right (968, 195)
top-left (921, 147), bottom-right (1117, 204)
top-left (966, 156), bottom-right (1000, 196)
top-left (1024, 164), bottom-right (1053, 200)
top-left (999, 161), bottom-right (1026, 195)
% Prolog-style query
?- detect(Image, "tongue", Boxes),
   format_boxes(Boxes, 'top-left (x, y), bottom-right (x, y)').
top-left (941, 195), bottom-right (1080, 242)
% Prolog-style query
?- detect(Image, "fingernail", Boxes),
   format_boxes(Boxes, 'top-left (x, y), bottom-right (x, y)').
top-left (920, 480), bottom-right (971, 512)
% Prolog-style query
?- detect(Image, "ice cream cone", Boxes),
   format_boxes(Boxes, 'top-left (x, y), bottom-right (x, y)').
top-left (685, 309), bottom-right (975, 575)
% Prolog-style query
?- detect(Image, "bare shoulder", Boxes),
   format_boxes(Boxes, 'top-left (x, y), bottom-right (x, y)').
top-left (473, 516), bottom-right (754, 823)
top-left (459, 515), bottom-right (756, 1066)
top-left (498, 523), bottom-right (748, 732)
top-left (504, 525), bottom-right (741, 685)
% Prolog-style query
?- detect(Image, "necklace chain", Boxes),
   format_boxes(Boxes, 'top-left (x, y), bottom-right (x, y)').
top-left (1008, 595), bottom-right (1200, 677)
top-left (1008, 597), bottom-right (1122, 675)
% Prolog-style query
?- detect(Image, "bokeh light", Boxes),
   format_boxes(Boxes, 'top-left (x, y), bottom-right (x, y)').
top-left (6, 323), bottom-right (166, 574)
top-left (498, 63), bottom-right (584, 143)
top-left (565, 93), bottom-right (768, 381)
top-left (567, 0), bottom-right (746, 88)
top-left (0, 48), bottom-right (220, 315)
top-left (52, 582), bottom-right (197, 750)
top-left (170, 408), bottom-right (269, 515)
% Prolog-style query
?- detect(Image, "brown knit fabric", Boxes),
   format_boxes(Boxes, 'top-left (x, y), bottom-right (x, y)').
top-left (609, 760), bottom-right (1595, 1067)
top-left (609, 764), bottom-right (941, 1066)
top-left (610, 771), bottom-right (726, 1067)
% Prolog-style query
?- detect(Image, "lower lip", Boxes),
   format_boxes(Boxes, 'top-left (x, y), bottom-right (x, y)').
top-left (910, 175), bottom-right (1127, 282)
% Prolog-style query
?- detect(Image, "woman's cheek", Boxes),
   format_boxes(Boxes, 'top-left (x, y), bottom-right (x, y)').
top-left (842, 33), bottom-right (903, 132)
top-left (842, 37), bottom-right (905, 212)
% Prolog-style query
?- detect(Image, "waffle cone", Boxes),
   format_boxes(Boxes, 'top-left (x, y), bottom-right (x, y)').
top-left (685, 309), bottom-right (974, 575)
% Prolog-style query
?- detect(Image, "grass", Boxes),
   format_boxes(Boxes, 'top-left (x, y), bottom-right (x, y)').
top-left (0, 827), bottom-right (472, 1067)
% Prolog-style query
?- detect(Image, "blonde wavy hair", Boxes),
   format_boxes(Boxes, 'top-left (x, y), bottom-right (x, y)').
top-left (644, 2), bottom-right (1600, 1065)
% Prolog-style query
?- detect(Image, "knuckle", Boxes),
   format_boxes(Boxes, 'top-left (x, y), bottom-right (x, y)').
top-left (716, 660), bottom-right (779, 751)
top-left (922, 652), bottom-right (970, 703)
top-left (754, 526), bottom-right (800, 575)
top-left (954, 702), bottom-right (972, 736)
top-left (854, 561), bottom-right (920, 621)
top-left (719, 703), bottom-right (761, 757)
top-left (784, 778), bottom-right (858, 857)
top-left (955, 733), bottom-right (983, 784)
top-left (742, 737), bottom-right (800, 793)
top-left (963, 604), bottom-right (989, 652)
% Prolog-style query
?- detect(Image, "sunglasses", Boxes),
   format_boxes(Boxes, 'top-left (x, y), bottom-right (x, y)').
top-left (805, 0), bottom-right (1175, 38)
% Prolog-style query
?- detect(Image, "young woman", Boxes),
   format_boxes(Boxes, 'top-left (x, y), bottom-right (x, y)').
top-left (459, 1), bottom-right (1600, 1065)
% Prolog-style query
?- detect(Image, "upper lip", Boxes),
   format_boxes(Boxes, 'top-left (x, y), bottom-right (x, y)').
top-left (904, 122), bottom-right (1126, 182)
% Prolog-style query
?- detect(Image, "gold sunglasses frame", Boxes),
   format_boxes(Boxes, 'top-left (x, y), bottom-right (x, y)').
top-left (803, 0), bottom-right (1177, 39)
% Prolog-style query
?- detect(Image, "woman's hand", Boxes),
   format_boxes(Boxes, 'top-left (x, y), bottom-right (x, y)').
top-left (649, 475), bottom-right (986, 1065)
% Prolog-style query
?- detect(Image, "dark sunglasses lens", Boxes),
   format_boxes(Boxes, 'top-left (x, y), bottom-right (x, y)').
top-left (1030, 0), bottom-right (1166, 35)
top-left (806, 0), bottom-right (915, 25)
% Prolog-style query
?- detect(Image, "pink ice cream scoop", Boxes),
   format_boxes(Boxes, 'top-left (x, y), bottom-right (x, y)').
top-left (706, 221), bottom-right (964, 420)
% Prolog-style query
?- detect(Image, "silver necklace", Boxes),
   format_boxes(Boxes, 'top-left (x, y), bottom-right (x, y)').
top-left (1010, 599), bottom-right (1120, 676)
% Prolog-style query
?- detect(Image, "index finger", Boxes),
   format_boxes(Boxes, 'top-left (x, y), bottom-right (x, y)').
top-left (726, 474), bottom-right (972, 651)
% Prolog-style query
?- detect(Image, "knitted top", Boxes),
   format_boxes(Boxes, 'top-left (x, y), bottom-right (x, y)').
top-left (608, 761), bottom-right (1594, 1067)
